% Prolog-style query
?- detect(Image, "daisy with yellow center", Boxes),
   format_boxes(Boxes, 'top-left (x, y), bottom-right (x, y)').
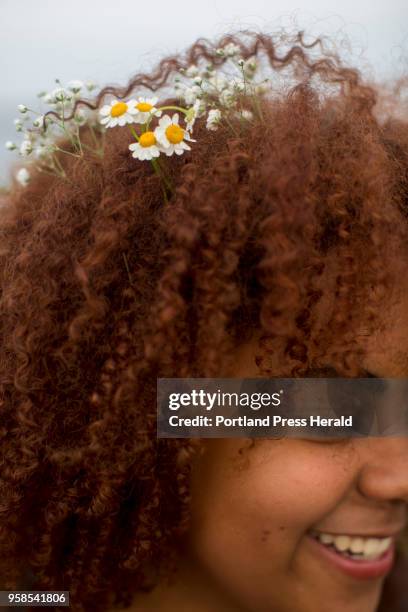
top-left (99, 99), bottom-right (135, 128)
top-left (128, 130), bottom-right (162, 161)
top-left (129, 96), bottom-right (162, 124)
top-left (155, 113), bottom-right (196, 156)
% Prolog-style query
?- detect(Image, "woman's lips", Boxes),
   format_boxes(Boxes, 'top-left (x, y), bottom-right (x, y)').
top-left (307, 532), bottom-right (396, 580)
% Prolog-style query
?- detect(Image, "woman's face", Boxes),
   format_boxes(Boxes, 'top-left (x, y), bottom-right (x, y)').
top-left (186, 273), bottom-right (408, 612)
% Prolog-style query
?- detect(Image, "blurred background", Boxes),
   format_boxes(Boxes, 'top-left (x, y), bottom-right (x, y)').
top-left (1, 0), bottom-right (407, 186)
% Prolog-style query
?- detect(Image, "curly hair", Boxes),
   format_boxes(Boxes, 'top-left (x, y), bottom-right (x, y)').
top-left (1, 30), bottom-right (408, 611)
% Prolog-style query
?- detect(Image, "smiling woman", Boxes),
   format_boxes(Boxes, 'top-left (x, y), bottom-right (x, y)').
top-left (0, 30), bottom-right (408, 612)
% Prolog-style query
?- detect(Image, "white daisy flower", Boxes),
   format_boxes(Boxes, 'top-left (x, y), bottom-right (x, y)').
top-left (16, 167), bottom-right (30, 186)
top-left (20, 140), bottom-right (33, 156)
top-left (155, 114), bottom-right (196, 156)
top-left (206, 109), bottom-right (222, 131)
top-left (128, 131), bottom-right (162, 161)
top-left (5, 141), bottom-right (17, 151)
top-left (99, 99), bottom-right (135, 128)
top-left (128, 97), bottom-right (162, 124)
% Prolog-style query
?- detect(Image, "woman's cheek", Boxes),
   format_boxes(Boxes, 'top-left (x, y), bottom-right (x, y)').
top-left (190, 440), bottom-right (356, 560)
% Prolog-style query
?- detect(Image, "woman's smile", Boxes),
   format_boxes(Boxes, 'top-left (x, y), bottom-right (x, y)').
top-left (307, 530), bottom-right (398, 579)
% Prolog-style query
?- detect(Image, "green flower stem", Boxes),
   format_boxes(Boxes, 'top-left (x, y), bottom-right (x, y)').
top-left (38, 166), bottom-right (64, 179)
top-left (52, 119), bottom-right (82, 154)
top-left (151, 158), bottom-right (169, 203)
top-left (75, 124), bottom-right (84, 156)
top-left (156, 105), bottom-right (189, 115)
top-left (156, 159), bottom-right (174, 192)
top-left (129, 126), bottom-right (140, 141)
top-left (251, 93), bottom-right (264, 121)
top-left (50, 154), bottom-right (66, 176)
top-left (88, 125), bottom-right (105, 157)
top-left (60, 100), bottom-right (65, 129)
top-left (54, 146), bottom-right (81, 159)
top-left (89, 124), bottom-right (100, 147)
top-left (145, 105), bottom-right (189, 131)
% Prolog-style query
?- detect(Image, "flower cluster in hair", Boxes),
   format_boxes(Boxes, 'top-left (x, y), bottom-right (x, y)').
top-left (6, 43), bottom-right (270, 188)
top-left (6, 79), bottom-right (100, 185)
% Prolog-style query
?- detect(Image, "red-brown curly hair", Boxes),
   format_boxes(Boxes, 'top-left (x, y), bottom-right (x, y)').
top-left (1, 30), bottom-right (408, 612)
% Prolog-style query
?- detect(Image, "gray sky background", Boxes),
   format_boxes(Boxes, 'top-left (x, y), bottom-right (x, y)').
top-left (1, 0), bottom-right (407, 185)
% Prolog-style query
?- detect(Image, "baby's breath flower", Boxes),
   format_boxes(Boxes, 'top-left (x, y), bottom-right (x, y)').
top-left (17, 104), bottom-right (28, 113)
top-left (223, 43), bottom-right (241, 57)
top-left (255, 79), bottom-right (271, 94)
top-left (235, 109), bottom-right (254, 122)
top-left (208, 73), bottom-right (228, 91)
top-left (219, 89), bottom-right (236, 107)
top-left (33, 115), bottom-right (44, 128)
top-left (34, 141), bottom-right (56, 160)
top-left (193, 76), bottom-right (203, 86)
top-left (241, 109), bottom-right (254, 120)
top-left (14, 119), bottom-right (24, 132)
top-left (43, 93), bottom-right (54, 105)
top-left (16, 167), bottom-right (30, 186)
top-left (20, 140), bottom-right (33, 156)
top-left (128, 97), bottom-right (162, 124)
top-left (86, 80), bottom-right (97, 91)
top-left (51, 87), bottom-right (72, 103)
top-left (182, 85), bottom-right (202, 106)
top-left (237, 58), bottom-right (245, 67)
top-left (74, 108), bottom-right (88, 125)
top-left (67, 80), bottom-right (84, 94)
top-left (206, 108), bottom-right (222, 131)
top-left (155, 113), bottom-right (195, 156)
top-left (185, 64), bottom-right (199, 78)
top-left (5, 141), bottom-right (17, 151)
top-left (230, 78), bottom-right (245, 93)
top-left (243, 57), bottom-right (257, 74)
top-left (185, 99), bottom-right (206, 132)
top-left (99, 99), bottom-right (135, 128)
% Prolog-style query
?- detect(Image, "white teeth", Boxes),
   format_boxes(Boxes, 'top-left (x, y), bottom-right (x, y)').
top-left (335, 535), bottom-right (350, 551)
top-left (350, 537), bottom-right (364, 553)
top-left (313, 532), bottom-right (393, 560)
top-left (320, 533), bottom-right (334, 545)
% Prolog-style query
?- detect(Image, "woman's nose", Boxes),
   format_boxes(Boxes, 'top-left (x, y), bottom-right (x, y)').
top-left (356, 437), bottom-right (408, 503)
